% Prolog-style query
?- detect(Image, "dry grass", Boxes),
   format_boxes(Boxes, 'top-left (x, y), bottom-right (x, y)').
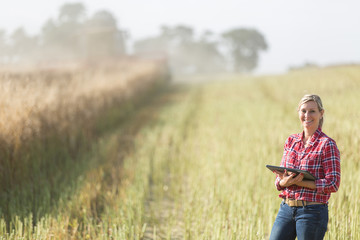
top-left (0, 58), bottom-right (169, 236)
top-left (1, 64), bottom-right (359, 239)
top-left (0, 59), bottom-right (167, 147)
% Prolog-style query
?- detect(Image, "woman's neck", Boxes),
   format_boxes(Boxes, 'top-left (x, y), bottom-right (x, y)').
top-left (303, 127), bottom-right (317, 145)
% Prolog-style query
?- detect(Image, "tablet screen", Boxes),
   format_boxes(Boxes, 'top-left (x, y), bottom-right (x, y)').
top-left (266, 165), bottom-right (317, 181)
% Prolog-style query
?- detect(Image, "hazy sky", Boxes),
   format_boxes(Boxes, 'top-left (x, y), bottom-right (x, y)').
top-left (1, 0), bottom-right (359, 73)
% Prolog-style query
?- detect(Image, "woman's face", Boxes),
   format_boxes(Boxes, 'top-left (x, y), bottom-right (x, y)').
top-left (298, 101), bottom-right (324, 131)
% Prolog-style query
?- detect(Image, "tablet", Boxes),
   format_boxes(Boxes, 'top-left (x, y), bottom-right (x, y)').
top-left (266, 165), bottom-right (317, 181)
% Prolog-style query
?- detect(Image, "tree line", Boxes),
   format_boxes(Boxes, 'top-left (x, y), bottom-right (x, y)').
top-left (135, 25), bottom-right (268, 74)
top-left (0, 2), bottom-right (268, 73)
top-left (0, 3), bottom-right (126, 64)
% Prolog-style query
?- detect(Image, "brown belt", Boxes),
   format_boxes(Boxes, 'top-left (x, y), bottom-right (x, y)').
top-left (284, 198), bottom-right (325, 207)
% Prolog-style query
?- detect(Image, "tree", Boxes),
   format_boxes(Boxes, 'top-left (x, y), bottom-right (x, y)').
top-left (57, 3), bottom-right (86, 57)
top-left (0, 30), bottom-right (7, 57)
top-left (83, 10), bottom-right (126, 58)
top-left (39, 3), bottom-right (126, 61)
top-left (133, 25), bottom-right (194, 57)
top-left (222, 28), bottom-right (268, 72)
top-left (190, 31), bottom-right (225, 73)
top-left (171, 30), bottom-right (225, 74)
top-left (133, 25), bottom-right (226, 74)
top-left (88, 10), bottom-right (117, 28)
top-left (133, 36), bottom-right (168, 56)
top-left (9, 27), bottom-right (38, 61)
top-left (58, 2), bottom-right (86, 23)
top-left (40, 3), bottom-right (86, 60)
top-left (41, 19), bottom-right (61, 53)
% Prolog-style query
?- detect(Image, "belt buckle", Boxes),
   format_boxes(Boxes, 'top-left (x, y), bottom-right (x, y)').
top-left (285, 198), bottom-right (305, 207)
top-left (292, 199), bottom-right (300, 207)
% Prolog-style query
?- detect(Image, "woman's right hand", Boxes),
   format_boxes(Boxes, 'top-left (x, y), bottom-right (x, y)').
top-left (274, 170), bottom-right (304, 188)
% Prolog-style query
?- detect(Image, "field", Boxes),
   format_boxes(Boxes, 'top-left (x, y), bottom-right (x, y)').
top-left (0, 65), bottom-right (359, 239)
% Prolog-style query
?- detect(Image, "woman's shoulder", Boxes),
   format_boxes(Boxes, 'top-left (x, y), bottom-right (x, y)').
top-left (317, 131), bottom-right (340, 158)
top-left (316, 131), bottom-right (340, 154)
top-left (285, 133), bottom-right (302, 145)
top-left (317, 130), bottom-right (337, 145)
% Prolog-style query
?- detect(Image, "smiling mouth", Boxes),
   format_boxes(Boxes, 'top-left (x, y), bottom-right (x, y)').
top-left (303, 120), bottom-right (313, 126)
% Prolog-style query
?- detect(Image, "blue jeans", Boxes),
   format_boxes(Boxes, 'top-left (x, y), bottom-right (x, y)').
top-left (269, 201), bottom-right (328, 240)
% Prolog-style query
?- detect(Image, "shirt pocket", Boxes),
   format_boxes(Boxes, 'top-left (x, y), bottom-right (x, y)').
top-left (301, 153), bottom-right (323, 178)
top-left (285, 151), bottom-right (297, 168)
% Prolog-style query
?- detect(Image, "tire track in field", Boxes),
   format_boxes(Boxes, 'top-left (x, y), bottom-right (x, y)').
top-left (84, 84), bottom-right (189, 220)
top-left (142, 86), bottom-right (203, 240)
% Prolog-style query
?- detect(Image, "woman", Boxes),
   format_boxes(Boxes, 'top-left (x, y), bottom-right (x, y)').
top-left (269, 94), bottom-right (341, 240)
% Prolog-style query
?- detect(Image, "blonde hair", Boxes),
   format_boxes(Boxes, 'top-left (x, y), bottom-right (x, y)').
top-left (298, 94), bottom-right (324, 128)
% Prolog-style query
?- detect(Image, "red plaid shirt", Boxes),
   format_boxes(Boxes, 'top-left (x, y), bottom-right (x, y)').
top-left (275, 128), bottom-right (341, 204)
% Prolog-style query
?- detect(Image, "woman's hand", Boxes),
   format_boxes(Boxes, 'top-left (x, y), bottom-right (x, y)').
top-left (274, 170), bottom-right (304, 188)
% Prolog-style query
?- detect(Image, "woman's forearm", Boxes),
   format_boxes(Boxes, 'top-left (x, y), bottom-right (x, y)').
top-left (296, 180), bottom-right (316, 190)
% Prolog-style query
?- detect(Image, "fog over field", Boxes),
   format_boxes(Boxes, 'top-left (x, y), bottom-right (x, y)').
top-left (1, 0), bottom-right (360, 73)
top-left (1, 1), bottom-right (360, 239)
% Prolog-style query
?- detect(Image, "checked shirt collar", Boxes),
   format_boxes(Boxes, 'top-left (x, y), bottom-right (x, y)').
top-left (293, 127), bottom-right (322, 147)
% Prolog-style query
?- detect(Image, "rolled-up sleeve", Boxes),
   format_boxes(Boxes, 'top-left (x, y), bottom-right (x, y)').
top-left (275, 176), bottom-right (285, 191)
top-left (275, 138), bottom-right (289, 191)
top-left (315, 140), bottom-right (341, 194)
